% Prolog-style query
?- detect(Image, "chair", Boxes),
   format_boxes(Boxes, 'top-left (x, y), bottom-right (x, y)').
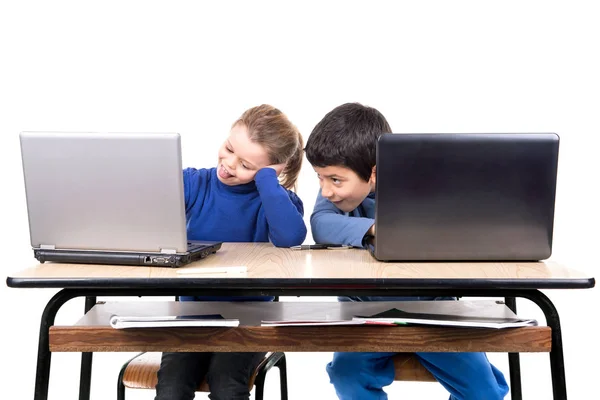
top-left (117, 351), bottom-right (288, 400)
top-left (117, 352), bottom-right (429, 399)
top-left (393, 353), bottom-right (436, 382)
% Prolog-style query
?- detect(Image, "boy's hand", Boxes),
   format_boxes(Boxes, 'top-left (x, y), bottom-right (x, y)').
top-left (368, 224), bottom-right (375, 237)
top-left (363, 224), bottom-right (376, 247)
top-left (264, 163), bottom-right (286, 177)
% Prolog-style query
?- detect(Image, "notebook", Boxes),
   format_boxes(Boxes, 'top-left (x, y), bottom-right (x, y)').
top-left (110, 314), bottom-right (239, 329)
top-left (352, 307), bottom-right (537, 329)
top-left (20, 131), bottom-right (221, 267)
top-left (372, 133), bottom-right (559, 261)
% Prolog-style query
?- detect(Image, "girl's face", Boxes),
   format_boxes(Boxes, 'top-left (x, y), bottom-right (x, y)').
top-left (216, 123), bottom-right (272, 186)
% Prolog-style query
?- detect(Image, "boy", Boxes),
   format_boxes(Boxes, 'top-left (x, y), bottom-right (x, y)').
top-left (304, 103), bottom-right (509, 400)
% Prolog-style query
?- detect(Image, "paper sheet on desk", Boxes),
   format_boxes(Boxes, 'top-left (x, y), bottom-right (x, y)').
top-left (176, 266), bottom-right (247, 275)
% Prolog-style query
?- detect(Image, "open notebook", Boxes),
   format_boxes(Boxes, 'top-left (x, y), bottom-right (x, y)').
top-left (351, 308), bottom-right (537, 329)
top-left (261, 302), bottom-right (537, 329)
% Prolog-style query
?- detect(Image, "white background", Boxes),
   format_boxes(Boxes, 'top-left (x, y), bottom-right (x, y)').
top-left (1, 1), bottom-right (598, 399)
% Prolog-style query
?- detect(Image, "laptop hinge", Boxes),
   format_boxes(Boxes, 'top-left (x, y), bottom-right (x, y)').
top-left (40, 244), bottom-right (56, 250)
top-left (160, 248), bottom-right (177, 254)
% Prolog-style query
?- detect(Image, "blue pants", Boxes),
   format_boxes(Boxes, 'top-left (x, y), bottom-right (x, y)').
top-left (328, 296), bottom-right (509, 399)
top-left (326, 351), bottom-right (508, 400)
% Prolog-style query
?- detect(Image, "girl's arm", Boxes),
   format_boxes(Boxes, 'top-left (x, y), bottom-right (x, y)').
top-left (182, 168), bottom-right (209, 213)
top-left (254, 168), bottom-right (307, 247)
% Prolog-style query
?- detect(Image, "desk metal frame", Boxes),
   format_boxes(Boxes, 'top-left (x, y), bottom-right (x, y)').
top-left (11, 277), bottom-right (586, 400)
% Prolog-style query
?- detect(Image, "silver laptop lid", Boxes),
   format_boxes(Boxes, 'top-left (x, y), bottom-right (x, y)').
top-left (20, 132), bottom-right (188, 254)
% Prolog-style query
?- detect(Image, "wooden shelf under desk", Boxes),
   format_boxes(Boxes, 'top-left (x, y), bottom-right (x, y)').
top-left (49, 301), bottom-right (552, 353)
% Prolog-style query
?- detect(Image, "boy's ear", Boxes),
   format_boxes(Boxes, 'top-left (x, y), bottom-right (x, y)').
top-left (370, 165), bottom-right (377, 186)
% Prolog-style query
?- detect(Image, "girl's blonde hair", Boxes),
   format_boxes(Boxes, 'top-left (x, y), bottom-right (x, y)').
top-left (233, 104), bottom-right (304, 191)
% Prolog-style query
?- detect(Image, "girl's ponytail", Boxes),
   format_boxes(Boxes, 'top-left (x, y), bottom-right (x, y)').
top-left (280, 130), bottom-right (304, 191)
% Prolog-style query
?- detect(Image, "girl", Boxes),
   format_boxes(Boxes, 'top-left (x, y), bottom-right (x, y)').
top-left (155, 104), bottom-right (306, 400)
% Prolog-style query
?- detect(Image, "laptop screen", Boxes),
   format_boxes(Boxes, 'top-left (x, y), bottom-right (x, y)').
top-left (374, 133), bottom-right (559, 261)
top-left (20, 132), bottom-right (189, 253)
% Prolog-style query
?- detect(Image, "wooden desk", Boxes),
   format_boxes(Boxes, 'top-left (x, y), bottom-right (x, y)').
top-left (9, 243), bottom-right (593, 287)
top-left (6, 243), bottom-right (596, 400)
top-left (51, 301), bottom-right (552, 353)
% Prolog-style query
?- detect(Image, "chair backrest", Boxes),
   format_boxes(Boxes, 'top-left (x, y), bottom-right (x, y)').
top-left (121, 352), bottom-right (275, 392)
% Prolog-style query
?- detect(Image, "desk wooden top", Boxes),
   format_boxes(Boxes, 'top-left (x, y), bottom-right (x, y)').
top-left (6, 243), bottom-right (595, 290)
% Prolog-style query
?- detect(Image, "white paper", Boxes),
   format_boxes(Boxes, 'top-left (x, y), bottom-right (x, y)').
top-left (109, 314), bottom-right (239, 329)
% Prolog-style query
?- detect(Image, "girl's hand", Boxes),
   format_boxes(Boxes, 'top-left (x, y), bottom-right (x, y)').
top-left (264, 163), bottom-right (286, 176)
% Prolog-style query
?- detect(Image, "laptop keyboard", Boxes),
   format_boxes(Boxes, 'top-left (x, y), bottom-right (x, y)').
top-left (187, 241), bottom-right (208, 252)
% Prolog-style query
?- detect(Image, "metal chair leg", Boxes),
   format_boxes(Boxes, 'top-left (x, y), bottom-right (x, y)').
top-left (117, 353), bottom-right (144, 400)
top-left (253, 352), bottom-right (287, 400)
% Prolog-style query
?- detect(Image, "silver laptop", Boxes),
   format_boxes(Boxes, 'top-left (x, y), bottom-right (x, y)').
top-left (20, 132), bottom-right (221, 267)
top-left (372, 133), bottom-right (559, 261)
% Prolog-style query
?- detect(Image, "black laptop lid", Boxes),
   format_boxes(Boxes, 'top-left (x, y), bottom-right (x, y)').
top-left (374, 133), bottom-right (559, 261)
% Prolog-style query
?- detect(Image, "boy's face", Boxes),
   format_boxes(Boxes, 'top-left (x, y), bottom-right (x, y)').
top-left (216, 123), bottom-right (271, 186)
top-left (313, 165), bottom-right (376, 212)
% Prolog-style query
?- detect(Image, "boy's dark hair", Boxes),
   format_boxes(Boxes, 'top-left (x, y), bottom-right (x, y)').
top-left (305, 103), bottom-right (392, 182)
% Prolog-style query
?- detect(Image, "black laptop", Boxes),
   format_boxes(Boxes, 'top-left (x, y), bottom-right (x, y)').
top-left (372, 133), bottom-right (559, 261)
top-left (20, 131), bottom-right (221, 267)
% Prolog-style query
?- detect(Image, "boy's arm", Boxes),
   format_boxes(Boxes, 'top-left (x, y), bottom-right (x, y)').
top-left (254, 168), bottom-right (307, 248)
top-left (310, 190), bottom-right (374, 248)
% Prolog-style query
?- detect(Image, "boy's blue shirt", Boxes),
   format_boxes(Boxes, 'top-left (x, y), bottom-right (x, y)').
top-left (311, 190), bottom-right (376, 248)
top-left (181, 167), bottom-right (306, 301)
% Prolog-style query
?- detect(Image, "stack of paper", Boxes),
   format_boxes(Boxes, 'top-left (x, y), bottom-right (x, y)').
top-left (352, 308), bottom-right (537, 329)
top-left (109, 314), bottom-right (239, 329)
top-left (260, 319), bottom-right (397, 327)
top-left (260, 304), bottom-right (537, 329)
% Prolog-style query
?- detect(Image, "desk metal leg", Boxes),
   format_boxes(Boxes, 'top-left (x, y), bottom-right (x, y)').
top-left (523, 290), bottom-right (567, 400)
top-left (79, 296), bottom-right (96, 400)
top-left (505, 297), bottom-right (523, 400)
top-left (380, 288), bottom-right (568, 399)
top-left (34, 289), bottom-right (81, 400)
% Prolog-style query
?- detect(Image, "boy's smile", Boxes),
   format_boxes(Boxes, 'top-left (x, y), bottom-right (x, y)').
top-left (313, 165), bottom-right (376, 212)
